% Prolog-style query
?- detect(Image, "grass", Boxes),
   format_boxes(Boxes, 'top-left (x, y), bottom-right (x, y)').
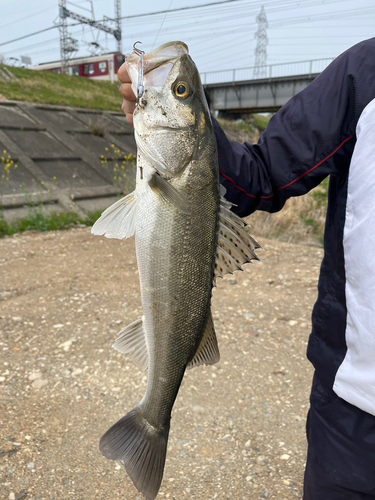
top-left (251, 114), bottom-right (271, 133)
top-left (246, 178), bottom-right (329, 245)
top-left (0, 64), bottom-right (122, 111)
top-left (0, 209), bottom-right (101, 238)
top-left (218, 114), bottom-right (271, 135)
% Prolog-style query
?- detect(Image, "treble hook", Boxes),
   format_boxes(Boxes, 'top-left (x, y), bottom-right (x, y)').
top-left (133, 41), bottom-right (145, 105)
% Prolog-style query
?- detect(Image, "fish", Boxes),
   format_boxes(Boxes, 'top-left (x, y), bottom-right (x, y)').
top-left (91, 41), bottom-right (260, 500)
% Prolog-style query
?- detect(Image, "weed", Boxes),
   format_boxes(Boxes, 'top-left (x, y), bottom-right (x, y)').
top-left (89, 122), bottom-right (105, 137)
top-left (0, 149), bottom-right (18, 204)
top-left (101, 145), bottom-right (136, 194)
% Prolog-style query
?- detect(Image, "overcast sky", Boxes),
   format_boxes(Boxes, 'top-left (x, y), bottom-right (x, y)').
top-left (0, 0), bottom-right (374, 75)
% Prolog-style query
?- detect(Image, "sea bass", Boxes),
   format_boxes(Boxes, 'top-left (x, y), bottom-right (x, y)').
top-left (92, 41), bottom-right (260, 499)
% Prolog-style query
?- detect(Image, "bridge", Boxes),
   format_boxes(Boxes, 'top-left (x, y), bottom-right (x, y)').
top-left (202, 58), bottom-right (334, 114)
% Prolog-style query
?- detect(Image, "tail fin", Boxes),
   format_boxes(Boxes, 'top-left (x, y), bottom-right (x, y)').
top-left (100, 407), bottom-right (170, 500)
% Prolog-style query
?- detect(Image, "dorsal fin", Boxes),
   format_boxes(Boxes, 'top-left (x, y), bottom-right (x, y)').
top-left (214, 197), bottom-right (260, 284)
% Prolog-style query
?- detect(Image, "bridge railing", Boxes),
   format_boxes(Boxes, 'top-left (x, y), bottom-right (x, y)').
top-left (201, 58), bottom-right (335, 85)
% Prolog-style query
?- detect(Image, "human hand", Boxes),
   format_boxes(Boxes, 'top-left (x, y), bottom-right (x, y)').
top-left (118, 63), bottom-right (136, 127)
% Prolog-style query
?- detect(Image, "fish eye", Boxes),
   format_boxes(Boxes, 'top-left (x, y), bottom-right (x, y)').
top-left (174, 81), bottom-right (190, 99)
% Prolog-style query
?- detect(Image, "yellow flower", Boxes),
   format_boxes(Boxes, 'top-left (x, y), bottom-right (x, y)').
top-left (41, 181), bottom-right (45, 186)
top-left (3, 150), bottom-right (6, 155)
top-left (111, 144), bottom-right (115, 148)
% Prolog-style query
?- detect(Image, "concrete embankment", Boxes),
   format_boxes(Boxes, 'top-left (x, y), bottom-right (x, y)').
top-left (0, 100), bottom-right (136, 221)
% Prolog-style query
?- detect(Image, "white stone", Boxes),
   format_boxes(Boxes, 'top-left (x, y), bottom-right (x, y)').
top-left (280, 454), bottom-right (290, 460)
top-left (31, 379), bottom-right (48, 389)
top-left (58, 339), bottom-right (74, 351)
top-left (28, 372), bottom-right (42, 381)
top-left (192, 405), bottom-right (204, 413)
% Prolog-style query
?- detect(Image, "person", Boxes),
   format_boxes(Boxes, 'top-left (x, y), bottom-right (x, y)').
top-left (118, 38), bottom-right (375, 499)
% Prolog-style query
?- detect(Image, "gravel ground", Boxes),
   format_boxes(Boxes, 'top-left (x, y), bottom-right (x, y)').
top-left (0, 227), bottom-right (322, 500)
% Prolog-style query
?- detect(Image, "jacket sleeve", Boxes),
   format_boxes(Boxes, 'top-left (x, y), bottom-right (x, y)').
top-left (215, 37), bottom-right (375, 217)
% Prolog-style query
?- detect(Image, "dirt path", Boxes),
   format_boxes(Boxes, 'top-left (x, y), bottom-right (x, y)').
top-left (0, 227), bottom-right (323, 500)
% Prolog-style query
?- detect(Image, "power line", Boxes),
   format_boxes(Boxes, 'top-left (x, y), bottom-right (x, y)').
top-left (117, 0), bottom-right (245, 21)
top-left (0, 0), bottom-right (371, 51)
top-left (0, 0), bottom-right (245, 49)
top-left (0, 26), bottom-right (58, 48)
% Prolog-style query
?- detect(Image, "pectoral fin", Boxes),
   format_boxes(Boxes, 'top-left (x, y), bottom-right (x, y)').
top-left (91, 191), bottom-right (136, 240)
top-left (187, 311), bottom-right (220, 370)
top-left (135, 131), bottom-right (170, 175)
top-left (112, 316), bottom-right (148, 371)
top-left (149, 173), bottom-right (188, 213)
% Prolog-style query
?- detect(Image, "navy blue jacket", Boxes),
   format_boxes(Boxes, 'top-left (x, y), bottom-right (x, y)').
top-left (214, 38), bottom-right (375, 413)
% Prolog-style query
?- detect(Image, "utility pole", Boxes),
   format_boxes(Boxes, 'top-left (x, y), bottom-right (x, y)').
top-left (253, 6), bottom-right (268, 78)
top-left (114, 0), bottom-right (122, 53)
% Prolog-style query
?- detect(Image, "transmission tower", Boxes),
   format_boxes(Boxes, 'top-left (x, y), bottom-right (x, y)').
top-left (57, 0), bottom-right (122, 74)
top-left (253, 6), bottom-right (268, 78)
top-left (58, 0), bottom-right (77, 75)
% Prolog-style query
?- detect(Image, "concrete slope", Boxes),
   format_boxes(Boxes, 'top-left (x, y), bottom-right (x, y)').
top-left (0, 100), bottom-right (136, 221)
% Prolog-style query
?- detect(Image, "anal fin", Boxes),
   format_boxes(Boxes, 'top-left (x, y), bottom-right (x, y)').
top-left (187, 311), bottom-right (220, 370)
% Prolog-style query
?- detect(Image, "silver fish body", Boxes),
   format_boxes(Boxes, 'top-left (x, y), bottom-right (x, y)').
top-left (92, 41), bottom-right (259, 500)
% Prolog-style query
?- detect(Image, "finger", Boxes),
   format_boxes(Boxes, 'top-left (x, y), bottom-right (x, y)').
top-left (118, 62), bottom-right (131, 84)
top-left (122, 100), bottom-right (134, 127)
top-left (119, 82), bottom-right (136, 102)
top-left (122, 98), bottom-right (136, 116)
